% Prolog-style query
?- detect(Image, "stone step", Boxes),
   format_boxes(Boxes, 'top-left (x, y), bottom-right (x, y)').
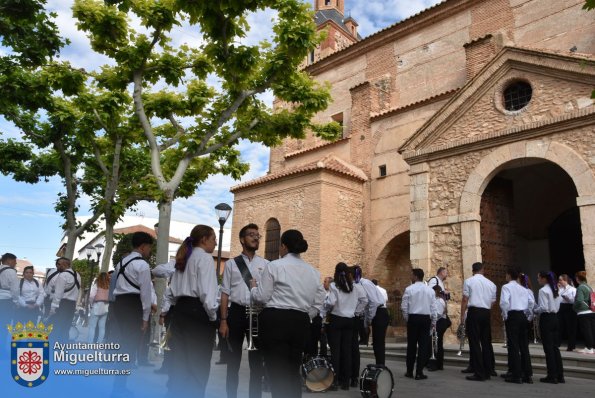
top-left (360, 345), bottom-right (595, 379)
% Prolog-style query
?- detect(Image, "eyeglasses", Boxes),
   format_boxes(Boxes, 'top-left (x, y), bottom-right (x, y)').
top-left (245, 233), bottom-right (262, 239)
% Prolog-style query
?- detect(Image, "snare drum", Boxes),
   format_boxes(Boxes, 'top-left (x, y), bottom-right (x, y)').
top-left (302, 356), bottom-right (335, 392)
top-left (360, 364), bottom-right (394, 398)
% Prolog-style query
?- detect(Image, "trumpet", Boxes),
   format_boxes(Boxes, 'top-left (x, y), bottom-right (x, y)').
top-left (431, 327), bottom-right (438, 360)
top-left (159, 326), bottom-right (171, 353)
top-left (456, 323), bottom-right (465, 356)
top-left (246, 298), bottom-right (262, 351)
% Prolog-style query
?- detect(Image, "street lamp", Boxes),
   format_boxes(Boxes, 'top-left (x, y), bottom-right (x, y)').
top-left (214, 203), bottom-right (232, 279)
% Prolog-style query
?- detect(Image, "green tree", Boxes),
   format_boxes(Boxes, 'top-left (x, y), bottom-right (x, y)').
top-left (73, 0), bottom-right (341, 264)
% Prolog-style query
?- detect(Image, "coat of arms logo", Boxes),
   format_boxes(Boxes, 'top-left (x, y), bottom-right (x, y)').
top-left (7, 321), bottom-right (52, 387)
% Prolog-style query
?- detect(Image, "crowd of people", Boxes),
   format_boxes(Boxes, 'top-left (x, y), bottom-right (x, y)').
top-left (1, 224), bottom-right (595, 397)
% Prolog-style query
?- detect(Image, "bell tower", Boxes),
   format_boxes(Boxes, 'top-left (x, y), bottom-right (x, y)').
top-left (315, 0), bottom-right (345, 14)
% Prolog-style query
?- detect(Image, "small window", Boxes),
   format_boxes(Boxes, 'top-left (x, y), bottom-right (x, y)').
top-left (503, 81), bottom-right (532, 111)
top-left (331, 112), bottom-right (344, 126)
top-left (309, 51), bottom-right (315, 64)
top-left (325, 0), bottom-right (331, 5)
top-left (379, 165), bottom-right (387, 177)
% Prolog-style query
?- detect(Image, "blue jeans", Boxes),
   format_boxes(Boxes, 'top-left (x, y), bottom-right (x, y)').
top-left (88, 312), bottom-right (108, 343)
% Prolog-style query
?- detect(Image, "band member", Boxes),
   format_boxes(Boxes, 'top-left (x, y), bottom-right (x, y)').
top-left (17, 265), bottom-right (44, 324)
top-left (460, 262), bottom-right (496, 381)
top-left (573, 271), bottom-right (595, 354)
top-left (219, 223), bottom-right (268, 398)
top-left (165, 225), bottom-right (219, 398)
top-left (250, 229), bottom-right (326, 398)
top-left (0, 253), bottom-right (19, 356)
top-left (306, 276), bottom-right (332, 359)
top-left (428, 285), bottom-right (450, 371)
top-left (111, 232), bottom-right (153, 395)
top-left (535, 271), bottom-right (564, 383)
top-left (43, 266), bottom-right (59, 318)
top-left (428, 267), bottom-right (450, 300)
top-left (325, 262), bottom-right (368, 390)
top-left (401, 268), bottom-right (436, 380)
top-left (48, 257), bottom-right (80, 343)
top-left (500, 267), bottom-right (534, 384)
top-left (87, 272), bottom-right (110, 344)
top-left (557, 274), bottom-right (577, 351)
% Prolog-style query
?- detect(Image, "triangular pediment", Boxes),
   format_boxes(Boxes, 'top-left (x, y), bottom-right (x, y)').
top-left (399, 47), bottom-right (595, 163)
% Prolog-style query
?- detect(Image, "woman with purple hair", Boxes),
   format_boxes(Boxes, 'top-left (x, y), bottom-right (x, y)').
top-left (534, 271), bottom-right (564, 384)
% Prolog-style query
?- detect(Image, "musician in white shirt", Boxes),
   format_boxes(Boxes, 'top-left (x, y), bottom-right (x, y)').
top-left (428, 267), bottom-right (450, 300)
top-left (164, 225), bottom-right (219, 398)
top-left (428, 285), bottom-right (449, 371)
top-left (557, 274), bottom-right (577, 351)
top-left (49, 257), bottom-right (81, 342)
top-left (499, 267), bottom-right (534, 384)
top-left (17, 266), bottom-right (44, 323)
top-left (535, 271), bottom-right (564, 384)
top-left (401, 268), bottom-right (436, 380)
top-left (218, 223), bottom-right (268, 398)
top-left (460, 262), bottom-right (496, 382)
top-left (0, 253), bottom-right (19, 352)
top-left (251, 229), bottom-right (326, 398)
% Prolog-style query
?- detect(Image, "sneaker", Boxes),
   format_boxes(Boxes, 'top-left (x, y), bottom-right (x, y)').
top-left (578, 348), bottom-right (594, 354)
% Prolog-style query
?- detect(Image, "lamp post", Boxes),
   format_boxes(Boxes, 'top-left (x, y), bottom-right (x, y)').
top-left (214, 203), bottom-right (232, 279)
top-left (85, 246), bottom-right (94, 318)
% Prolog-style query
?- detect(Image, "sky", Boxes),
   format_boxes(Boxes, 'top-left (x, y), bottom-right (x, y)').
top-left (0, 0), bottom-right (443, 269)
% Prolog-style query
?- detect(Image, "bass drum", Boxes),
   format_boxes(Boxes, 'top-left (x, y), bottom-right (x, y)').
top-left (360, 364), bottom-right (394, 398)
top-left (301, 356), bottom-right (335, 392)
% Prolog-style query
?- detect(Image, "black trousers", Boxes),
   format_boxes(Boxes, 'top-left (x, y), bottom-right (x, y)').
top-left (259, 308), bottom-right (309, 398)
top-left (226, 303), bottom-right (265, 398)
top-left (558, 303), bottom-right (577, 350)
top-left (350, 316), bottom-right (363, 381)
top-left (432, 317), bottom-right (449, 369)
top-left (168, 297), bottom-right (215, 398)
top-left (506, 311), bottom-right (532, 378)
top-left (372, 307), bottom-right (389, 365)
top-left (539, 313), bottom-right (563, 379)
top-left (466, 307), bottom-right (493, 379)
top-left (0, 299), bottom-right (15, 358)
top-left (328, 314), bottom-right (354, 386)
top-left (406, 314), bottom-right (431, 375)
top-left (305, 314), bottom-right (323, 358)
top-left (49, 299), bottom-right (76, 343)
top-left (578, 312), bottom-right (595, 349)
top-left (16, 305), bottom-right (40, 325)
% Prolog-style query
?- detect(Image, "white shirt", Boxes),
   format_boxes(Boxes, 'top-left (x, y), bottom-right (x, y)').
top-left (377, 285), bottom-right (388, 305)
top-left (165, 247), bottom-right (218, 322)
top-left (401, 281), bottom-right (437, 323)
top-left (0, 265), bottom-right (19, 303)
top-left (534, 284), bottom-right (561, 314)
top-left (358, 278), bottom-right (385, 325)
top-left (500, 280), bottom-right (535, 320)
top-left (43, 268), bottom-right (59, 297)
top-left (463, 274), bottom-right (497, 309)
top-left (324, 282), bottom-right (368, 318)
top-left (18, 278), bottom-right (45, 307)
top-left (433, 297), bottom-right (447, 320)
top-left (221, 253), bottom-right (268, 306)
top-left (113, 252), bottom-right (153, 321)
top-left (251, 253), bottom-right (326, 316)
top-left (559, 285), bottom-right (576, 304)
top-left (427, 275), bottom-right (445, 291)
top-left (51, 269), bottom-right (81, 309)
top-left (152, 260), bottom-right (176, 279)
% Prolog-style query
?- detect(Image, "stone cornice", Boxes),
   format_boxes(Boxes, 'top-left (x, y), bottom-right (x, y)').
top-left (305, 0), bottom-right (474, 75)
top-left (370, 88), bottom-right (459, 121)
top-left (285, 137), bottom-right (350, 159)
top-left (402, 107), bottom-right (595, 164)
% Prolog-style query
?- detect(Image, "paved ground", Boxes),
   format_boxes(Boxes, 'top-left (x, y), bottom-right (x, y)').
top-left (125, 347), bottom-right (594, 398)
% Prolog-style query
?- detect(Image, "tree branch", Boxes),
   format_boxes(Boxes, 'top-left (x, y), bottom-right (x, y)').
top-left (202, 118), bottom-right (258, 156)
top-left (159, 113), bottom-right (185, 150)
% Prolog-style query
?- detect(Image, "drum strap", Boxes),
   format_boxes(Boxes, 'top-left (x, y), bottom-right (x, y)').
top-left (234, 255), bottom-right (253, 289)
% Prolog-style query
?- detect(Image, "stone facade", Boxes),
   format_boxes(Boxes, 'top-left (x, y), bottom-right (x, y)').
top-left (231, 0), bottom-right (595, 340)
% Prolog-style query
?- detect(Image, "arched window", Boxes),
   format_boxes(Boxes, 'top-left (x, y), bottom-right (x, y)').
top-left (264, 218), bottom-right (281, 261)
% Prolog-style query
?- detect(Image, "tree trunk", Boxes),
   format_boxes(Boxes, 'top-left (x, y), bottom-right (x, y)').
top-left (156, 198), bottom-right (173, 264)
top-left (101, 219), bottom-right (115, 272)
top-left (63, 230), bottom-right (78, 260)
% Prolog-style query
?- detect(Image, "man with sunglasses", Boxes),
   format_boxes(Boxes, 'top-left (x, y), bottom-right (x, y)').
top-left (219, 223), bottom-right (269, 398)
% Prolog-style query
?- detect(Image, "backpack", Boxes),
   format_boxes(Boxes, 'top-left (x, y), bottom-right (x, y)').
top-left (590, 291), bottom-right (595, 312)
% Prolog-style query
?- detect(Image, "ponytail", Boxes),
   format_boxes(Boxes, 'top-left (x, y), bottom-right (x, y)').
top-left (519, 273), bottom-right (530, 289)
top-left (175, 225), bottom-right (215, 272)
top-left (334, 262), bottom-right (353, 293)
top-left (539, 271), bottom-right (558, 298)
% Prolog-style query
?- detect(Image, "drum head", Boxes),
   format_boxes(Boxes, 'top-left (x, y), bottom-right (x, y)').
top-left (375, 368), bottom-right (394, 398)
top-left (303, 358), bottom-right (334, 392)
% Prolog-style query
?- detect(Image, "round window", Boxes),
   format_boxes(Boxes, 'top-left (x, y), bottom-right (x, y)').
top-left (503, 81), bottom-right (532, 111)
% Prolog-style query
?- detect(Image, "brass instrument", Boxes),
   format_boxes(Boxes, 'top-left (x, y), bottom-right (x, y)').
top-left (456, 323), bottom-right (465, 356)
top-left (159, 325), bottom-right (171, 353)
top-left (246, 298), bottom-right (262, 351)
top-left (431, 327), bottom-right (438, 360)
top-left (532, 314), bottom-right (540, 344)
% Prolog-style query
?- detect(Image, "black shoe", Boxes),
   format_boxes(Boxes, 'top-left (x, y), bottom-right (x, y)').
top-left (504, 377), bottom-right (522, 384)
top-left (466, 375), bottom-right (485, 381)
top-left (557, 377), bottom-right (565, 384)
top-left (522, 377), bottom-right (533, 384)
top-left (490, 370), bottom-right (498, 377)
top-left (540, 377), bottom-right (558, 384)
top-left (340, 383), bottom-right (349, 391)
top-left (328, 384), bottom-right (338, 391)
top-left (461, 368), bottom-right (474, 374)
top-left (427, 367), bottom-right (438, 372)
top-left (415, 374), bottom-right (428, 380)
top-left (350, 379), bottom-right (358, 388)
top-left (500, 372), bottom-right (512, 378)
top-left (566, 347), bottom-right (575, 352)
top-left (405, 372), bottom-right (414, 378)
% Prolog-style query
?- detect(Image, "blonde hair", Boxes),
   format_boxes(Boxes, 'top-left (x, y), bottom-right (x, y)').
top-left (175, 225), bottom-right (215, 272)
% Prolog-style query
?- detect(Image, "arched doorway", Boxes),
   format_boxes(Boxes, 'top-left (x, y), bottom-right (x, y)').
top-left (374, 232), bottom-right (410, 336)
top-left (264, 218), bottom-right (281, 261)
top-left (479, 159), bottom-right (583, 340)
